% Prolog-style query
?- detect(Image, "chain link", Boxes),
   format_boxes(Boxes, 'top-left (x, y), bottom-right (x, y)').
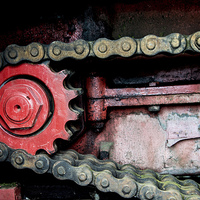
top-left (0, 143), bottom-right (200, 199)
top-left (1, 32), bottom-right (200, 199)
top-left (0, 31), bottom-right (200, 69)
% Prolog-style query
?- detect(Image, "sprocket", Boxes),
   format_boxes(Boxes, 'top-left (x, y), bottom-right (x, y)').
top-left (0, 63), bottom-right (80, 155)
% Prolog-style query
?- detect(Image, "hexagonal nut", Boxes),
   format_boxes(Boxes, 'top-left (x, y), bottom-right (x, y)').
top-left (0, 85), bottom-right (43, 129)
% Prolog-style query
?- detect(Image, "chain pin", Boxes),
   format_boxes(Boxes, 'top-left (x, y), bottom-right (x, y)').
top-left (35, 160), bottom-right (44, 169)
top-left (171, 38), bottom-right (180, 49)
top-left (8, 49), bottom-right (17, 59)
top-left (75, 45), bottom-right (84, 55)
top-left (101, 178), bottom-right (109, 188)
top-left (146, 39), bottom-right (156, 50)
top-left (15, 155), bottom-right (24, 165)
top-left (122, 185), bottom-right (131, 195)
top-left (30, 47), bottom-right (39, 57)
top-left (145, 190), bottom-right (154, 199)
top-left (98, 43), bottom-right (107, 53)
top-left (122, 42), bottom-right (131, 52)
top-left (78, 172), bottom-right (87, 182)
top-left (57, 166), bottom-right (66, 176)
top-left (53, 46), bottom-right (62, 56)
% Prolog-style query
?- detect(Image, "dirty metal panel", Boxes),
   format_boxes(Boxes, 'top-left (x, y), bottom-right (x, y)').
top-left (100, 106), bottom-right (200, 175)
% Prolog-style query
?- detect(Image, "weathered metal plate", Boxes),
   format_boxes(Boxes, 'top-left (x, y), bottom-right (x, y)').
top-left (101, 106), bottom-right (200, 175)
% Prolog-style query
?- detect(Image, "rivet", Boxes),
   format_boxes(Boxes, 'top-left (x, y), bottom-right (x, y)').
top-left (30, 47), bottom-right (39, 57)
top-left (8, 49), bottom-right (17, 59)
top-left (98, 43), bottom-right (107, 53)
top-left (78, 172), bottom-right (87, 182)
top-left (145, 190), bottom-right (154, 199)
top-left (15, 155), bottom-right (24, 165)
top-left (53, 46), bottom-right (61, 56)
top-left (171, 38), bottom-right (180, 48)
top-left (122, 185), bottom-right (131, 194)
top-left (75, 45), bottom-right (84, 54)
top-left (148, 105), bottom-right (160, 112)
top-left (35, 160), bottom-right (44, 169)
top-left (146, 39), bottom-right (156, 50)
top-left (57, 166), bottom-right (66, 176)
top-left (101, 178), bottom-right (109, 188)
top-left (122, 42), bottom-right (131, 52)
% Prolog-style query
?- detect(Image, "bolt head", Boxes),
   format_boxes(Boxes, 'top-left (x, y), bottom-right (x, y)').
top-left (0, 82), bottom-right (43, 130)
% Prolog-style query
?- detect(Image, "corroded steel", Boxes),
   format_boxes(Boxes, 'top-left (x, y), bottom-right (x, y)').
top-left (0, 143), bottom-right (200, 199)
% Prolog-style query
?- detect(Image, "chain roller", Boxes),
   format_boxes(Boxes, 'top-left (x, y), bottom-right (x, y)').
top-left (1, 143), bottom-right (200, 199)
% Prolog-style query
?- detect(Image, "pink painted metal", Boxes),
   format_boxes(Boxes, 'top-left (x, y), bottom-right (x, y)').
top-left (0, 184), bottom-right (21, 200)
top-left (69, 75), bottom-right (200, 175)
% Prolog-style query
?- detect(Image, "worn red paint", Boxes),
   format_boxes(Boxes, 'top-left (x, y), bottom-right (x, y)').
top-left (0, 79), bottom-right (48, 132)
top-left (0, 63), bottom-right (78, 154)
top-left (0, 184), bottom-right (21, 200)
top-left (87, 76), bottom-right (200, 122)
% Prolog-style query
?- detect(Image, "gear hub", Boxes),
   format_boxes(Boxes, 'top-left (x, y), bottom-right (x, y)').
top-left (0, 63), bottom-right (80, 155)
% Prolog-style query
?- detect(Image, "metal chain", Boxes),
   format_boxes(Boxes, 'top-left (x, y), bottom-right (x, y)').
top-left (0, 142), bottom-right (200, 199)
top-left (1, 31), bottom-right (200, 69)
top-left (1, 31), bottom-right (200, 199)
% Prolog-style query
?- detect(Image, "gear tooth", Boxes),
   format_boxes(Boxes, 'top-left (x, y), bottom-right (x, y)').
top-left (42, 141), bottom-right (57, 155)
top-left (0, 63), bottom-right (83, 155)
top-left (69, 109), bottom-right (79, 121)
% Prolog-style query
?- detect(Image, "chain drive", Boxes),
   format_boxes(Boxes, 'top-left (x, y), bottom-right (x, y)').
top-left (1, 31), bottom-right (200, 199)
top-left (0, 31), bottom-right (200, 69)
top-left (0, 142), bottom-right (200, 199)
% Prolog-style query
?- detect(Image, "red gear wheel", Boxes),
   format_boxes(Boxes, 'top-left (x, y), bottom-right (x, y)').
top-left (0, 63), bottom-right (79, 155)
